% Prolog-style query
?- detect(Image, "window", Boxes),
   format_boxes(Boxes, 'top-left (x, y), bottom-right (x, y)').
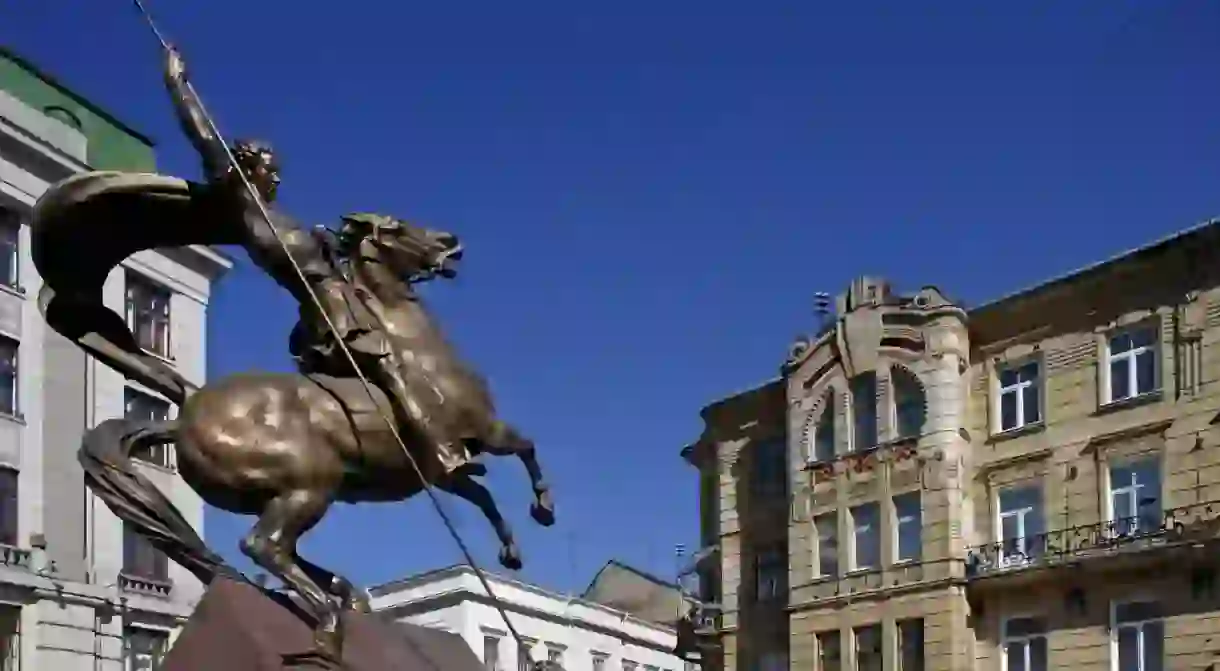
top-left (644, 666), bottom-right (657, 671)
top-left (518, 641), bottom-right (536, 671)
top-left (484, 636), bottom-right (501, 671)
top-left (623, 661), bottom-right (638, 671)
top-left (1113, 602), bottom-right (1162, 671)
top-left (1105, 327), bottom-right (1158, 404)
top-left (547, 647), bottom-right (564, 667)
top-left (815, 631), bottom-right (840, 671)
top-left (997, 485), bottom-right (1045, 566)
top-left (0, 338), bottom-right (17, 416)
top-left (1002, 617), bottom-right (1047, 671)
top-left (753, 437), bottom-right (787, 498)
top-left (754, 542), bottom-right (786, 601)
top-left (894, 492), bottom-right (922, 562)
top-left (849, 503), bottom-right (880, 570)
top-left (0, 210), bottom-right (17, 289)
top-left (892, 367), bottom-right (925, 439)
top-left (126, 273), bottom-right (172, 358)
top-left (897, 619), bottom-right (924, 671)
top-left (813, 512), bottom-right (838, 578)
top-left (125, 626), bottom-right (168, 671)
top-left (0, 469), bottom-right (16, 547)
top-left (125, 388), bottom-right (172, 467)
top-left (811, 391), bottom-right (836, 462)
top-left (850, 373), bottom-right (878, 451)
top-left (1109, 458), bottom-right (1162, 536)
top-left (123, 522), bottom-right (168, 581)
top-left (592, 654), bottom-right (607, 671)
top-left (0, 604), bottom-right (18, 671)
top-left (853, 625), bottom-right (882, 671)
top-left (997, 361), bottom-right (1041, 432)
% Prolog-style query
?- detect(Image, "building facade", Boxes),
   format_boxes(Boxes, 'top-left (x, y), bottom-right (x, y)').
top-left (0, 47), bottom-right (231, 669)
top-left (684, 225), bottom-right (1220, 671)
top-left (370, 565), bottom-right (693, 671)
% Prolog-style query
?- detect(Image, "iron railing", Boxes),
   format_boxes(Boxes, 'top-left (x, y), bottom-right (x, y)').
top-left (965, 501), bottom-right (1219, 578)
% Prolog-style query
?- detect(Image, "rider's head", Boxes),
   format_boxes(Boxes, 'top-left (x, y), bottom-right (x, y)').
top-left (231, 138), bottom-right (280, 202)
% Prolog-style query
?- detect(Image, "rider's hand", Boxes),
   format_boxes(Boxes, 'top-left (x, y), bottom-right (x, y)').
top-left (165, 45), bottom-right (188, 81)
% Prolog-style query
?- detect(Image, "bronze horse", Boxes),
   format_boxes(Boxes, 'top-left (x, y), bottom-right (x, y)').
top-left (76, 211), bottom-right (553, 661)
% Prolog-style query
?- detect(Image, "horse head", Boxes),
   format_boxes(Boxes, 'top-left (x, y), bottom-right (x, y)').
top-left (338, 212), bottom-right (463, 285)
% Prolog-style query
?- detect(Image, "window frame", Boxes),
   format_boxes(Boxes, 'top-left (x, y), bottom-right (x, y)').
top-left (124, 387), bottom-right (174, 469)
top-left (852, 624), bottom-right (883, 671)
top-left (892, 491), bottom-right (922, 564)
top-left (752, 436), bottom-right (788, 499)
top-left (753, 541), bottom-right (787, 601)
top-left (1100, 322), bottom-right (1160, 407)
top-left (808, 390), bottom-right (837, 464)
top-left (993, 357), bottom-right (1044, 434)
top-left (0, 468), bottom-right (17, 548)
top-left (1109, 600), bottom-right (1163, 671)
top-left (812, 511), bottom-right (839, 579)
top-left (890, 366), bottom-right (925, 440)
top-left (0, 208), bottom-right (18, 290)
top-left (124, 625), bottom-right (170, 671)
top-left (1105, 456), bottom-right (1163, 537)
top-left (849, 372), bottom-right (878, 452)
top-left (815, 630), bottom-right (841, 671)
top-left (995, 483), bottom-right (1045, 567)
top-left (122, 521), bottom-right (169, 583)
top-left (517, 639), bottom-right (537, 671)
top-left (848, 502), bottom-right (881, 572)
top-left (896, 618), bottom-right (925, 671)
top-left (125, 271), bottom-right (173, 360)
top-left (483, 634), bottom-right (502, 671)
top-left (0, 337), bottom-right (18, 418)
top-left (1000, 614), bottom-right (1048, 671)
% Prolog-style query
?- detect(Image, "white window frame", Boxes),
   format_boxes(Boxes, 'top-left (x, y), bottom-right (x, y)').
top-left (1101, 323), bottom-right (1159, 406)
top-left (994, 359), bottom-right (1042, 434)
top-left (893, 491), bottom-right (922, 563)
top-left (849, 503), bottom-right (880, 571)
top-left (995, 485), bottom-right (1042, 567)
top-left (0, 337), bottom-right (18, 418)
top-left (482, 633), bottom-right (503, 671)
top-left (125, 271), bottom-right (173, 360)
top-left (0, 209), bottom-right (18, 290)
top-left (124, 624), bottom-right (171, 671)
top-left (812, 511), bottom-right (838, 578)
top-left (1109, 600), bottom-right (1163, 671)
top-left (1105, 456), bottom-right (1162, 537)
top-left (999, 614), bottom-right (1048, 671)
top-left (808, 391), bottom-right (837, 464)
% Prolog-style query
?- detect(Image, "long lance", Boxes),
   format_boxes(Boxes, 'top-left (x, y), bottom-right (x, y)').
top-left (128, 0), bottom-right (535, 656)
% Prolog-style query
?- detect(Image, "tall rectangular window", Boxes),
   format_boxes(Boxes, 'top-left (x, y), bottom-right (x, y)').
top-left (0, 209), bottom-right (17, 289)
top-left (0, 338), bottom-right (17, 417)
top-left (1114, 601), bottom-right (1162, 671)
top-left (0, 605), bottom-right (17, 671)
top-left (813, 512), bottom-right (838, 578)
top-left (1002, 616), bottom-right (1048, 671)
top-left (850, 503), bottom-right (880, 570)
top-left (815, 631), bottom-right (840, 671)
top-left (123, 522), bottom-right (168, 582)
top-left (998, 485), bottom-right (1045, 566)
top-left (547, 647), bottom-right (564, 667)
top-left (897, 619), bottom-right (924, 671)
top-left (997, 361), bottom-right (1041, 432)
top-left (853, 625), bottom-right (882, 671)
top-left (483, 636), bottom-right (501, 671)
top-left (894, 492), bottom-right (922, 562)
top-left (126, 272), bottom-right (172, 358)
top-left (891, 367), bottom-right (925, 439)
top-left (754, 541), bottom-right (786, 601)
top-left (592, 654), bottom-right (607, 671)
top-left (752, 437), bottom-right (787, 498)
top-left (517, 641), bottom-right (536, 671)
top-left (1106, 326), bottom-right (1158, 404)
top-left (0, 469), bottom-right (16, 547)
top-left (812, 392), bottom-right (836, 462)
top-left (125, 626), bottom-right (168, 671)
top-left (850, 373), bottom-right (878, 451)
top-left (125, 388), bottom-right (172, 467)
top-left (1109, 457), bottom-right (1162, 536)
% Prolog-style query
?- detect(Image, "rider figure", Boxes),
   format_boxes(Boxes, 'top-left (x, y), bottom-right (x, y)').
top-left (163, 46), bottom-right (422, 440)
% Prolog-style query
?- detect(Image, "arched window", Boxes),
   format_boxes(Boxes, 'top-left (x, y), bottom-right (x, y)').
top-left (892, 366), bottom-right (926, 439)
top-left (810, 390), bottom-right (836, 463)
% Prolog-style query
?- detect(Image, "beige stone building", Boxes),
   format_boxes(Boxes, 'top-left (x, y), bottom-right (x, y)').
top-left (680, 221), bottom-right (1220, 671)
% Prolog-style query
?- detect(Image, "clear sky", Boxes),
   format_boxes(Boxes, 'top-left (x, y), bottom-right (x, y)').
top-left (6, 1), bottom-right (1220, 595)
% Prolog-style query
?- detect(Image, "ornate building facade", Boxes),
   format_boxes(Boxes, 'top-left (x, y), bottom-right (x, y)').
top-left (682, 223), bottom-right (1220, 671)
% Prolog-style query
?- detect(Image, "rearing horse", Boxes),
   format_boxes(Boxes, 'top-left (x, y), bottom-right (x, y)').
top-left (75, 208), bottom-right (554, 662)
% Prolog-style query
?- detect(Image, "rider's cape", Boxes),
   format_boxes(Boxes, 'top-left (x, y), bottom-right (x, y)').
top-left (30, 171), bottom-right (242, 405)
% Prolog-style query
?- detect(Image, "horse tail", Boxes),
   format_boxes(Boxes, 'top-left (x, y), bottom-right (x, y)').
top-left (79, 418), bottom-right (238, 586)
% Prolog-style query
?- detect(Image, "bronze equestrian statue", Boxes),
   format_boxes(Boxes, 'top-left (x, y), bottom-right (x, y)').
top-left (29, 45), bottom-right (554, 666)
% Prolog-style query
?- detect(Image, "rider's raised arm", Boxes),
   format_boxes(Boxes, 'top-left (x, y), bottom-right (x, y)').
top-left (164, 48), bottom-right (228, 180)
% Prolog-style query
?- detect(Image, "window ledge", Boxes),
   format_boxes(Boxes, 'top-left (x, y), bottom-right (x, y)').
top-left (1095, 390), bottom-right (1163, 416)
top-left (0, 411), bottom-right (24, 427)
top-left (986, 422), bottom-right (1046, 445)
top-left (0, 284), bottom-right (25, 300)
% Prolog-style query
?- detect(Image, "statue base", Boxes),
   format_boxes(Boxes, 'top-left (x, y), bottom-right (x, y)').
top-left (161, 577), bottom-right (482, 670)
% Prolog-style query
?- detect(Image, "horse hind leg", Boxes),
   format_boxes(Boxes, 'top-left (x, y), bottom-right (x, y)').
top-left (469, 420), bottom-right (554, 527)
top-left (239, 488), bottom-right (345, 664)
top-left (439, 474), bottom-right (523, 570)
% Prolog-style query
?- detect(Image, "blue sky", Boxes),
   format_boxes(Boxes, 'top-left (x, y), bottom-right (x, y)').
top-left (6, 1), bottom-right (1220, 595)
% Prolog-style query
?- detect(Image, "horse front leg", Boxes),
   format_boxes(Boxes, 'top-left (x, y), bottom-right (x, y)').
top-left (239, 489), bottom-right (344, 666)
top-left (472, 420), bottom-right (555, 527)
top-left (295, 554), bottom-right (371, 613)
top-left (438, 474), bottom-right (523, 570)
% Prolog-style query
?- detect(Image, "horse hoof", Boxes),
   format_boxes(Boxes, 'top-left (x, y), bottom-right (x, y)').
top-left (530, 497), bottom-right (555, 527)
top-left (499, 545), bottom-right (524, 570)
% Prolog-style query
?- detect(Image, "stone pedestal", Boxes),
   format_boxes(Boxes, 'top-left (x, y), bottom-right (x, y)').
top-left (162, 578), bottom-right (480, 670)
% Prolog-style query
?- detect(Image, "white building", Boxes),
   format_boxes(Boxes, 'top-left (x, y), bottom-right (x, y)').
top-left (371, 565), bottom-right (693, 671)
top-left (0, 47), bottom-right (230, 669)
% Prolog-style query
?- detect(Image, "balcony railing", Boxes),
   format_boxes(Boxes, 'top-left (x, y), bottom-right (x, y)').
top-left (965, 501), bottom-right (1220, 579)
top-left (119, 572), bottom-right (173, 598)
top-left (0, 545), bottom-right (30, 570)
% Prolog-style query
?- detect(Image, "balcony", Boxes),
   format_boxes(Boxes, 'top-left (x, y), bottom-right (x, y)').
top-left (674, 603), bottom-right (722, 661)
top-left (965, 501), bottom-right (1220, 584)
top-left (0, 544), bottom-right (30, 570)
top-left (119, 572), bottom-right (173, 598)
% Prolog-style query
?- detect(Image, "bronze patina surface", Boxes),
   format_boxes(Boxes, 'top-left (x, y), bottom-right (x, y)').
top-left (31, 46), bottom-right (554, 668)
